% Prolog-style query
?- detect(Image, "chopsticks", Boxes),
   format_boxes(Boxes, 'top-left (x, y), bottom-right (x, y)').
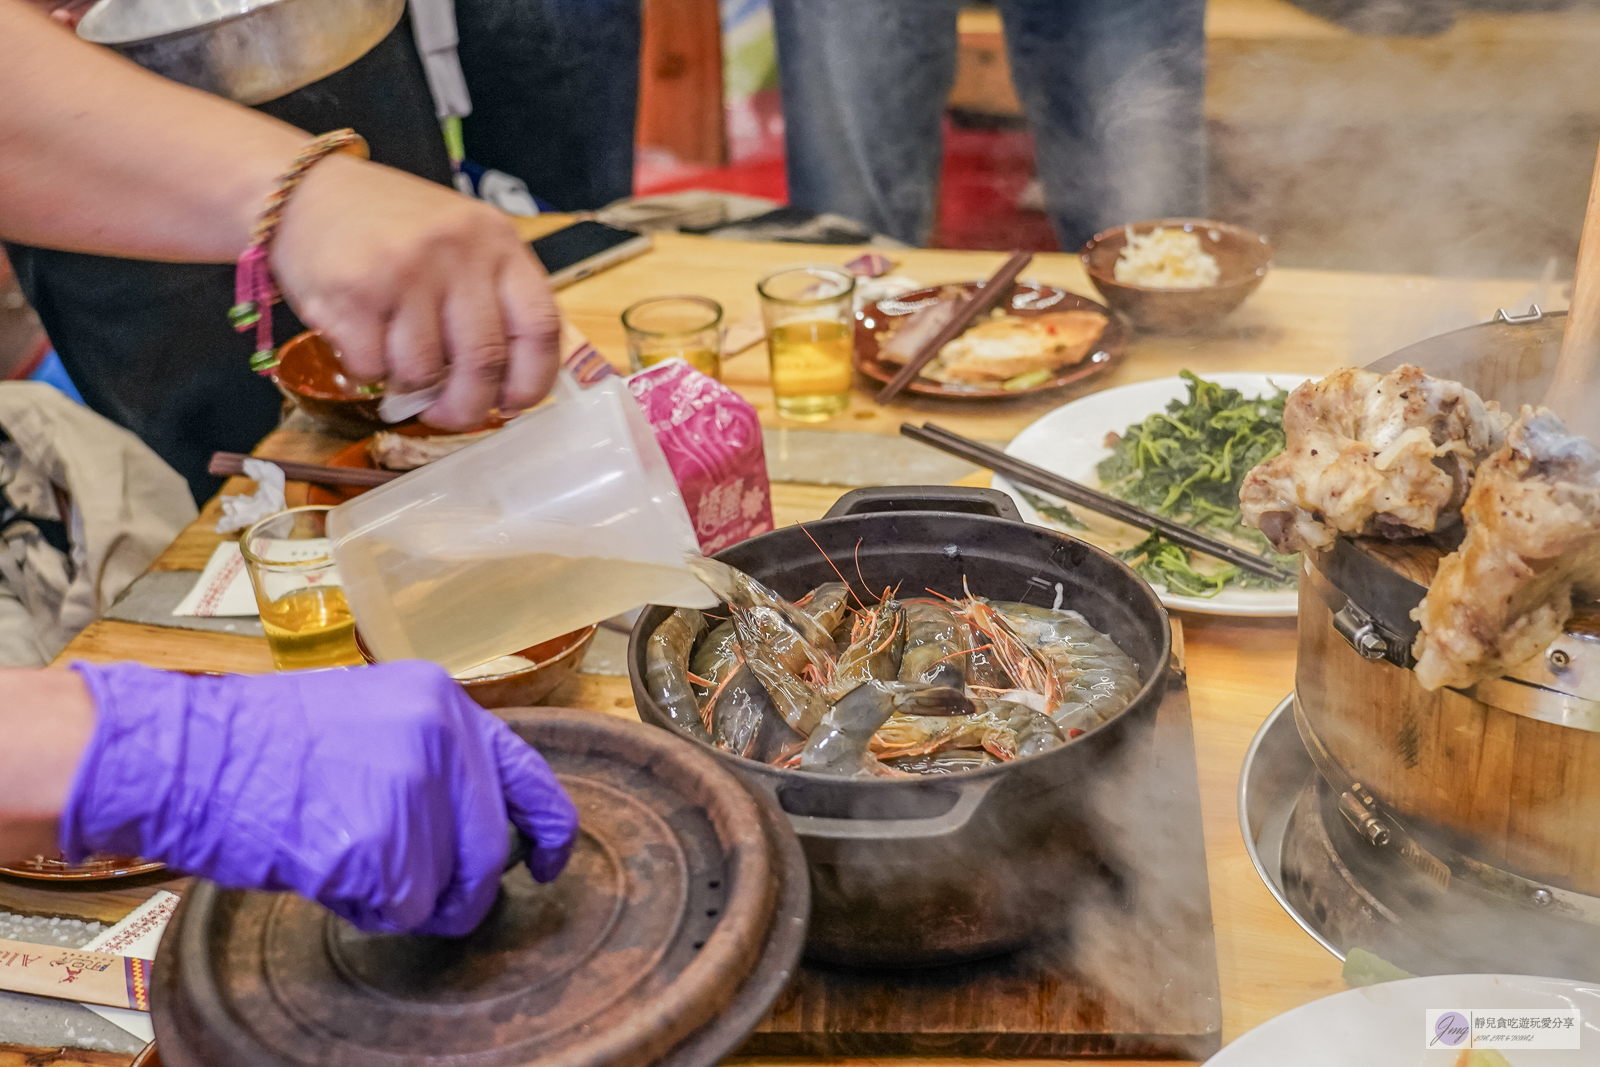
top-left (899, 423), bottom-right (1299, 584)
top-left (209, 451), bottom-right (400, 489)
top-left (874, 250), bottom-right (1033, 405)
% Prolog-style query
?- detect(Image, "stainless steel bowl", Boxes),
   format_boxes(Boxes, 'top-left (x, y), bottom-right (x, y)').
top-left (77, 0), bottom-right (405, 106)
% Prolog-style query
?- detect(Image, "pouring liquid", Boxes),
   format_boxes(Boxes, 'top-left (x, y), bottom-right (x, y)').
top-left (344, 543), bottom-right (715, 675)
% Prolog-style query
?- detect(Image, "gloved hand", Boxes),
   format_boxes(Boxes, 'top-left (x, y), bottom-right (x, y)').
top-left (61, 661), bottom-right (578, 937)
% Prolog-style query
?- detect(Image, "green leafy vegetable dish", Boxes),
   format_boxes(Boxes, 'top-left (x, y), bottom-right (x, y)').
top-left (1089, 371), bottom-right (1299, 598)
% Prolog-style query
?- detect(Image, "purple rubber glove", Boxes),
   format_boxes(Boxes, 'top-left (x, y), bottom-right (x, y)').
top-left (60, 661), bottom-right (579, 936)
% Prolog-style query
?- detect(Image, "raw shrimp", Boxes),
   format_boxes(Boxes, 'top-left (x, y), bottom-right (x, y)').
top-left (711, 663), bottom-right (802, 761)
top-left (889, 682), bottom-right (974, 716)
top-left (733, 607), bottom-right (828, 735)
top-left (824, 602), bottom-right (906, 699)
top-left (797, 581), bottom-right (851, 635)
top-left (870, 709), bottom-right (1011, 761)
top-left (897, 601), bottom-right (971, 688)
top-left (690, 620), bottom-right (740, 705)
top-left (689, 557), bottom-right (838, 655)
top-left (990, 602), bottom-right (1141, 729)
top-left (965, 638), bottom-right (1014, 691)
top-left (645, 608), bottom-right (709, 742)
top-left (978, 699), bottom-right (1066, 759)
top-left (869, 697), bottom-right (1058, 761)
top-left (886, 750), bottom-right (999, 775)
top-left (734, 604), bottom-right (831, 680)
top-left (957, 598), bottom-right (1058, 711)
top-left (665, 563), bottom-right (1139, 776)
top-left (799, 681), bottom-right (899, 777)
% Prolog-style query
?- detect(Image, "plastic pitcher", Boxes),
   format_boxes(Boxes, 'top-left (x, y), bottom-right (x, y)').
top-left (328, 374), bottom-right (717, 675)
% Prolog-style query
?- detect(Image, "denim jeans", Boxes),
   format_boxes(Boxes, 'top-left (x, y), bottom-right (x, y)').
top-left (770, 0), bottom-right (1207, 250)
top-left (455, 0), bottom-right (641, 210)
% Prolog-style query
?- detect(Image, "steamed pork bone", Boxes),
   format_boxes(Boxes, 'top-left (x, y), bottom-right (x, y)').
top-left (1240, 364), bottom-right (1510, 553)
top-left (1411, 408), bottom-right (1600, 691)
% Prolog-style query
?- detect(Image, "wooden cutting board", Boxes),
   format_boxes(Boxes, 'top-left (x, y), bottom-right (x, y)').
top-left (740, 663), bottom-right (1223, 1059)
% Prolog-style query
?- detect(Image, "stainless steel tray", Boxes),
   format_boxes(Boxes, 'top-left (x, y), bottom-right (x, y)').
top-left (1237, 693), bottom-right (1343, 960)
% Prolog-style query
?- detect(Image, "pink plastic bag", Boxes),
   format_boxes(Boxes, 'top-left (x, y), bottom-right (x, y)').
top-left (625, 360), bottom-right (774, 553)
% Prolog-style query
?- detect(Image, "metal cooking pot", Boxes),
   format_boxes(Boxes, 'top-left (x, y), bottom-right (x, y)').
top-left (77, 0), bottom-right (405, 106)
top-left (629, 486), bottom-right (1172, 967)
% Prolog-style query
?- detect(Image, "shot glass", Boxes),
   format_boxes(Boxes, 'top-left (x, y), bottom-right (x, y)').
top-left (622, 295), bottom-right (723, 379)
top-left (756, 264), bottom-right (856, 422)
top-left (240, 505), bottom-right (363, 671)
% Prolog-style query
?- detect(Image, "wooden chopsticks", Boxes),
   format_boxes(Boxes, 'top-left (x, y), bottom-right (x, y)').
top-left (874, 250), bottom-right (1033, 405)
top-left (209, 451), bottom-right (400, 489)
top-left (899, 423), bottom-right (1299, 584)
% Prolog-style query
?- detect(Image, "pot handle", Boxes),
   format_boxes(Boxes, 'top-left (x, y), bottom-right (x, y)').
top-left (823, 485), bottom-right (1023, 522)
top-left (773, 776), bottom-right (999, 841)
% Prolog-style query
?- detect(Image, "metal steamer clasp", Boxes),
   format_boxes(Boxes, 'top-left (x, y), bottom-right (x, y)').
top-left (1292, 695), bottom-right (1600, 925)
top-left (1330, 598), bottom-right (1414, 669)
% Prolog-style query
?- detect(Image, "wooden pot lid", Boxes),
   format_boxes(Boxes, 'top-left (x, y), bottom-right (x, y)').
top-left (152, 708), bottom-right (805, 1067)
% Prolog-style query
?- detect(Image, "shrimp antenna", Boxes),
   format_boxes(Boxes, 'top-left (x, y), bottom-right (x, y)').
top-left (870, 612), bottom-right (903, 656)
top-left (928, 644), bottom-right (990, 669)
top-left (853, 537), bottom-right (870, 593)
top-left (798, 521), bottom-right (864, 607)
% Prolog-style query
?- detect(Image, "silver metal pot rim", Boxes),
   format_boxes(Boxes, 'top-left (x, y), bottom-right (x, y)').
top-left (75, 0), bottom-right (408, 108)
top-left (79, 0), bottom-right (279, 47)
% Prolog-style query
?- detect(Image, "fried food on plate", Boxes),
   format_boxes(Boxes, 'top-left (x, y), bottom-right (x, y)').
top-left (1412, 407), bottom-right (1600, 691)
top-left (880, 306), bottom-right (1107, 385)
top-left (1240, 364), bottom-right (1510, 553)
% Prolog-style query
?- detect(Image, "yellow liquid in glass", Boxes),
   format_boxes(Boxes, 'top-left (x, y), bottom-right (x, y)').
top-left (259, 586), bottom-right (364, 671)
top-left (767, 320), bottom-right (852, 421)
top-left (637, 347), bottom-right (722, 380)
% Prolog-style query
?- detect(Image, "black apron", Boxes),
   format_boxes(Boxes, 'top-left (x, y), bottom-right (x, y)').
top-left (7, 16), bottom-right (453, 505)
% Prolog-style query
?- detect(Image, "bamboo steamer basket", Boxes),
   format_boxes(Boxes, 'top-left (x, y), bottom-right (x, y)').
top-left (1295, 307), bottom-right (1600, 913)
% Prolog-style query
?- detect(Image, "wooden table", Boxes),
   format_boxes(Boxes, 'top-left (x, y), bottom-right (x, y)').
top-left (9, 228), bottom-right (1546, 1067)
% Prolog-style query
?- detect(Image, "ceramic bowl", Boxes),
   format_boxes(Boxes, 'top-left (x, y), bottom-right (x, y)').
top-left (271, 331), bottom-right (391, 438)
top-left (1079, 218), bottom-right (1272, 334)
top-left (355, 626), bottom-right (598, 709)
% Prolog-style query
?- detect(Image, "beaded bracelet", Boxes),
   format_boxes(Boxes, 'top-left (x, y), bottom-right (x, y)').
top-left (228, 129), bottom-right (370, 373)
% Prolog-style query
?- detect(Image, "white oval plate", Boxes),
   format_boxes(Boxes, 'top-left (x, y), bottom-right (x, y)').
top-left (992, 373), bottom-right (1311, 617)
top-left (1207, 973), bottom-right (1600, 1067)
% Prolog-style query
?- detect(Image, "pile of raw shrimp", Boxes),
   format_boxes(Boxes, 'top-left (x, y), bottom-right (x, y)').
top-left (642, 558), bottom-right (1143, 777)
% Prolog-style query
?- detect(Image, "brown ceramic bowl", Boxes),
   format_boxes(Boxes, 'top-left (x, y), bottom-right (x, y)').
top-left (354, 625), bottom-right (598, 709)
top-left (1079, 218), bottom-right (1272, 334)
top-left (272, 330), bottom-right (391, 437)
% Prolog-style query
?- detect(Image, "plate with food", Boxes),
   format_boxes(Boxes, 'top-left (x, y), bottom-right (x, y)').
top-left (1206, 973), bottom-right (1600, 1067)
top-left (854, 282), bottom-right (1125, 399)
top-left (992, 371), bottom-right (1310, 616)
top-left (0, 853), bottom-right (165, 881)
top-left (303, 418), bottom-right (511, 506)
